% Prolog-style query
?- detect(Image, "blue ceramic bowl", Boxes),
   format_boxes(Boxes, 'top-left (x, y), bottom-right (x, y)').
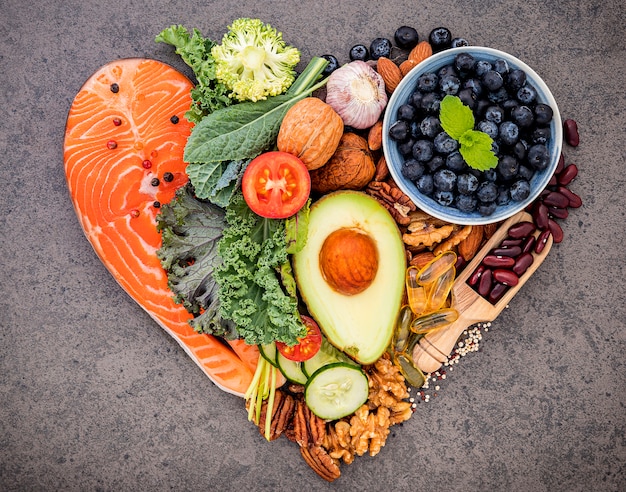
top-left (382, 47), bottom-right (562, 225)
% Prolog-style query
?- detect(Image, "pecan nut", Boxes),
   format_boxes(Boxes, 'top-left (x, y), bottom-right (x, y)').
top-left (300, 445), bottom-right (341, 482)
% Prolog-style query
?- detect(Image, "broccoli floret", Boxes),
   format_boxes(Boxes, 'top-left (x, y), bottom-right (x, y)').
top-left (211, 18), bottom-right (300, 102)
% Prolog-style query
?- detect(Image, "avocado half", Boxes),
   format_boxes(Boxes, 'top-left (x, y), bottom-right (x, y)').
top-left (293, 191), bottom-right (406, 364)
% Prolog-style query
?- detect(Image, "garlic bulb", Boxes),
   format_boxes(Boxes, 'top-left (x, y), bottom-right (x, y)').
top-left (325, 61), bottom-right (388, 129)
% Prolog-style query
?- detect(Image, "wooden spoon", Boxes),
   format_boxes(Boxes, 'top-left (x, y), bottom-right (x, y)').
top-left (411, 211), bottom-right (553, 374)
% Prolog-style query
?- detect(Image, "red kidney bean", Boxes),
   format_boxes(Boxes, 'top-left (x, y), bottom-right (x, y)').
top-left (548, 174), bottom-right (558, 186)
top-left (478, 268), bottom-right (493, 297)
top-left (455, 254), bottom-right (467, 271)
top-left (488, 282), bottom-right (509, 304)
top-left (563, 119), bottom-right (580, 147)
top-left (542, 191), bottom-right (570, 209)
top-left (483, 255), bottom-right (516, 268)
top-left (493, 269), bottom-right (520, 286)
top-left (522, 235), bottom-right (536, 254)
top-left (468, 265), bottom-right (485, 286)
top-left (557, 163), bottom-right (578, 186)
top-left (555, 153), bottom-right (565, 175)
top-left (535, 229), bottom-right (552, 254)
top-left (513, 252), bottom-right (534, 276)
top-left (548, 219), bottom-right (564, 243)
top-left (508, 221), bottom-right (536, 239)
top-left (501, 238), bottom-right (523, 247)
top-left (548, 206), bottom-right (569, 219)
top-left (556, 186), bottom-right (583, 208)
top-left (533, 201), bottom-right (550, 230)
top-left (493, 246), bottom-right (522, 257)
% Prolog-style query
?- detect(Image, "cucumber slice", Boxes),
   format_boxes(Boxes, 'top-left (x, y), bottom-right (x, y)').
top-left (276, 352), bottom-right (308, 385)
top-left (302, 338), bottom-right (357, 378)
top-left (259, 343), bottom-right (278, 367)
top-left (305, 362), bottom-right (369, 420)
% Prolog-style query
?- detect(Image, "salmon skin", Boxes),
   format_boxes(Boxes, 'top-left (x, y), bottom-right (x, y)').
top-left (64, 58), bottom-right (255, 397)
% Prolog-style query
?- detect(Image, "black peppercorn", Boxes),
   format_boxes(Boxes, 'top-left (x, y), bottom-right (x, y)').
top-left (150, 177), bottom-right (160, 186)
top-left (110, 83), bottom-right (119, 93)
top-left (153, 201), bottom-right (161, 208)
top-left (162, 172), bottom-right (174, 182)
top-left (170, 115), bottom-right (179, 124)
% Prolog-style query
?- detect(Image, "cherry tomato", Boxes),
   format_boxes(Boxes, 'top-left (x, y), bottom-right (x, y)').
top-left (241, 151), bottom-right (311, 219)
top-left (276, 315), bottom-right (322, 362)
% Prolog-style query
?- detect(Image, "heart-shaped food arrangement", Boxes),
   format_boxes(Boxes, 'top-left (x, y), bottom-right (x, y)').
top-left (64, 20), bottom-right (582, 482)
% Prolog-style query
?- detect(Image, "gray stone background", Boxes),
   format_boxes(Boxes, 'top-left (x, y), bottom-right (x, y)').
top-left (1, 0), bottom-right (625, 490)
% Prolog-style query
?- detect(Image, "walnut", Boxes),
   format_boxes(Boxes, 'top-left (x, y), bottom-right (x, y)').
top-left (403, 216), bottom-right (455, 251)
top-left (310, 133), bottom-right (375, 194)
top-left (324, 421), bottom-right (355, 464)
top-left (433, 224), bottom-right (473, 256)
top-left (349, 404), bottom-right (391, 456)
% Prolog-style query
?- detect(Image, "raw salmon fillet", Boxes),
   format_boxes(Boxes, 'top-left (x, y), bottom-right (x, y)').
top-left (64, 58), bottom-right (256, 397)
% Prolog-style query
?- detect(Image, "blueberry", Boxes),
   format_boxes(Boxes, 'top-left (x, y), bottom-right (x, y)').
top-left (482, 70), bottom-right (504, 91)
top-left (349, 44), bottom-right (369, 61)
top-left (474, 60), bottom-right (492, 77)
top-left (457, 173), bottom-right (479, 195)
top-left (454, 53), bottom-right (476, 73)
top-left (458, 88), bottom-right (477, 108)
top-left (417, 72), bottom-right (439, 92)
top-left (397, 103), bottom-right (416, 121)
top-left (394, 26), bottom-right (419, 49)
top-left (434, 168), bottom-right (457, 191)
top-left (496, 186), bottom-right (511, 206)
top-left (477, 120), bottom-right (498, 139)
top-left (491, 140), bottom-right (500, 156)
top-left (401, 158), bottom-right (425, 180)
top-left (429, 27), bottom-right (452, 51)
top-left (451, 37), bottom-right (470, 48)
top-left (477, 202), bottom-right (497, 216)
top-left (488, 87), bottom-right (510, 104)
top-left (499, 121), bottom-right (520, 146)
top-left (502, 98), bottom-right (520, 114)
top-left (463, 78), bottom-right (484, 97)
top-left (434, 189), bottom-right (455, 206)
top-left (512, 140), bottom-right (529, 160)
top-left (506, 69), bottom-right (527, 91)
top-left (369, 38), bottom-right (392, 59)
top-left (456, 193), bottom-right (477, 212)
top-left (412, 139), bottom-right (434, 161)
top-left (426, 155), bottom-right (445, 172)
top-left (410, 121), bottom-right (422, 139)
top-left (511, 105), bottom-right (534, 128)
top-left (446, 151), bottom-right (467, 172)
top-left (509, 179), bottom-right (531, 201)
top-left (409, 91), bottom-right (423, 109)
top-left (439, 74), bottom-right (461, 95)
top-left (437, 64), bottom-right (458, 78)
top-left (527, 144), bottom-right (550, 170)
top-left (482, 168), bottom-right (498, 182)
top-left (534, 103), bottom-right (554, 125)
top-left (477, 181), bottom-right (498, 202)
top-left (398, 138), bottom-right (416, 156)
top-left (389, 120), bottom-right (410, 141)
top-left (434, 132), bottom-right (459, 154)
top-left (420, 92), bottom-right (441, 113)
top-left (531, 127), bottom-right (551, 145)
top-left (518, 165), bottom-right (535, 181)
top-left (493, 59), bottom-right (509, 75)
top-left (416, 174), bottom-right (434, 195)
top-left (485, 105), bottom-right (505, 124)
top-left (419, 116), bottom-right (441, 138)
top-left (321, 55), bottom-right (340, 76)
top-left (474, 99), bottom-right (491, 117)
top-left (516, 84), bottom-right (537, 105)
top-left (496, 154), bottom-right (520, 181)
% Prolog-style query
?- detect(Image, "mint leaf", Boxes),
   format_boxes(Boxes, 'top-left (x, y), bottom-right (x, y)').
top-left (458, 130), bottom-right (498, 171)
top-left (440, 95), bottom-right (474, 140)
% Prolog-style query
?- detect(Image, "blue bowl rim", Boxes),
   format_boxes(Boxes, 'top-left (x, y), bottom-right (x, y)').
top-left (382, 46), bottom-right (563, 226)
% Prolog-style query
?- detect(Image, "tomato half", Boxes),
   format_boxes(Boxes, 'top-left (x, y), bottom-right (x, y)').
top-left (241, 151), bottom-right (311, 219)
top-left (276, 315), bottom-right (323, 362)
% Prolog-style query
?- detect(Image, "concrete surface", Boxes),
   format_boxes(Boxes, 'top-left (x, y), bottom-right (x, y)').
top-left (1, 0), bottom-right (625, 490)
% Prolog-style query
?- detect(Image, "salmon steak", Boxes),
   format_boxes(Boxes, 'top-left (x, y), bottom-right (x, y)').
top-left (64, 58), bottom-right (257, 397)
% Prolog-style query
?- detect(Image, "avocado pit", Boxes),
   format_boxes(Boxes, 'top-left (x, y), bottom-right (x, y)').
top-left (319, 227), bottom-right (379, 295)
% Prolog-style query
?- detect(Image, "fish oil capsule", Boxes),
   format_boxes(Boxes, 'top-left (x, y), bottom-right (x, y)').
top-left (427, 266), bottom-right (455, 312)
top-left (417, 251), bottom-right (456, 285)
top-left (393, 305), bottom-right (414, 354)
top-left (393, 351), bottom-right (426, 388)
top-left (406, 266), bottom-right (429, 315)
top-left (410, 307), bottom-right (459, 335)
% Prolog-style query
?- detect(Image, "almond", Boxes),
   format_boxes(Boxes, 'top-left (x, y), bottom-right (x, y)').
top-left (457, 225), bottom-right (484, 261)
top-left (399, 59), bottom-right (417, 77)
top-left (409, 251), bottom-right (436, 269)
top-left (367, 120), bottom-right (383, 151)
top-left (376, 57), bottom-right (402, 93)
top-left (408, 41), bottom-right (433, 64)
top-left (374, 154), bottom-right (389, 181)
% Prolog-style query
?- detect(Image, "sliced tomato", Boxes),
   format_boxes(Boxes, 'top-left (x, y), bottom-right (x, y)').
top-left (241, 151), bottom-right (311, 219)
top-left (276, 315), bottom-right (322, 362)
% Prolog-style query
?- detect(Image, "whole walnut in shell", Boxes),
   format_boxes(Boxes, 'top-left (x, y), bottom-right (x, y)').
top-left (310, 133), bottom-right (375, 194)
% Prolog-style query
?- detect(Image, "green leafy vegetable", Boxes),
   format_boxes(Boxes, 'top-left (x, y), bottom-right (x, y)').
top-left (182, 56), bottom-right (328, 203)
top-left (439, 95), bottom-right (498, 171)
top-left (211, 18), bottom-right (301, 102)
top-left (214, 192), bottom-right (306, 346)
top-left (156, 184), bottom-right (238, 339)
top-left (155, 25), bottom-right (232, 123)
top-left (285, 199), bottom-right (310, 254)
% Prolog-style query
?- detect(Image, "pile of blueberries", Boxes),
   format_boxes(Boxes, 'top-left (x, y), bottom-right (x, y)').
top-left (387, 46), bottom-right (555, 216)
